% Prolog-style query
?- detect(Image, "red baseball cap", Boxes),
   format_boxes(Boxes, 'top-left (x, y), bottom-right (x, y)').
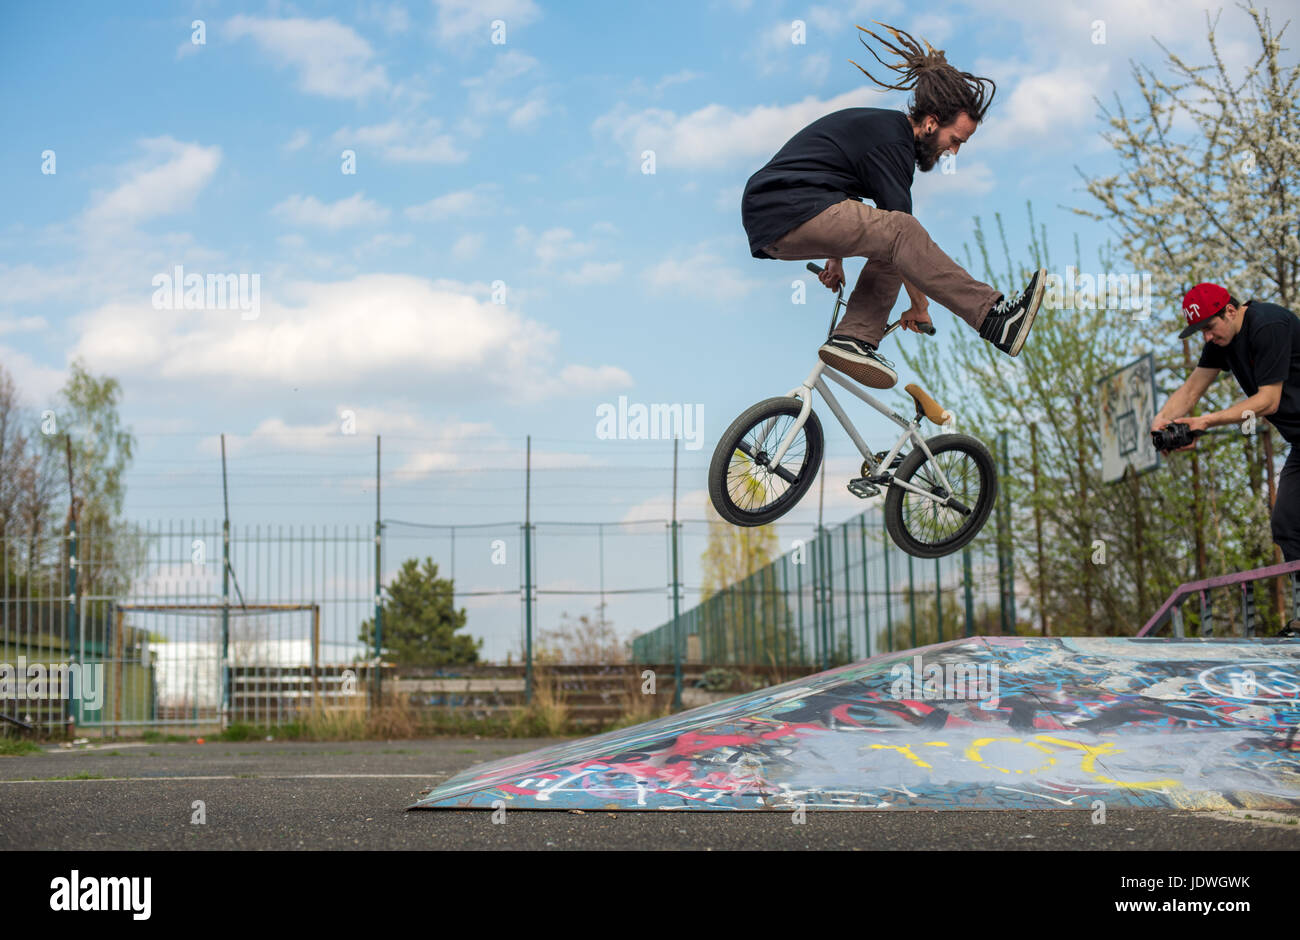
top-left (1178, 282), bottom-right (1232, 338)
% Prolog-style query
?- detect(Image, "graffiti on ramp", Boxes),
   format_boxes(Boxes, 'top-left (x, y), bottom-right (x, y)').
top-left (409, 637), bottom-right (1300, 812)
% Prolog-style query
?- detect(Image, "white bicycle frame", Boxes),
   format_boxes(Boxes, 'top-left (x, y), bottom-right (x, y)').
top-left (761, 286), bottom-right (964, 510)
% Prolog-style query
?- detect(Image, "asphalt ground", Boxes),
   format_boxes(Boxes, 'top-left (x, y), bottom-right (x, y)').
top-left (2, 737), bottom-right (1298, 850)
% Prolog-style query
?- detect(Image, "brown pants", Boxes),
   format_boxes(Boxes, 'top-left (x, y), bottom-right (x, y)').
top-left (761, 199), bottom-right (1001, 347)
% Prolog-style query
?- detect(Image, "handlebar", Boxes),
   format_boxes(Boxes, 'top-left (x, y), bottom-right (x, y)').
top-left (806, 262), bottom-right (936, 335)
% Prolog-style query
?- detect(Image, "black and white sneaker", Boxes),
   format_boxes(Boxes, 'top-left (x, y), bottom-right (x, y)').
top-left (818, 334), bottom-right (897, 389)
top-left (979, 268), bottom-right (1046, 356)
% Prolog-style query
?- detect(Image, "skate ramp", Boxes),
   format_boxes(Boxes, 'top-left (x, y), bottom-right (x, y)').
top-left (409, 637), bottom-right (1300, 811)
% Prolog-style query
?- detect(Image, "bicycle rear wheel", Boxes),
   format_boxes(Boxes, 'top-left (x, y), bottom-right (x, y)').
top-left (708, 397), bottom-right (823, 526)
top-left (883, 433), bottom-right (996, 558)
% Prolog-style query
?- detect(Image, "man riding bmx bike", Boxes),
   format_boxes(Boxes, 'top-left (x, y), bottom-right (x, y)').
top-left (741, 22), bottom-right (1046, 389)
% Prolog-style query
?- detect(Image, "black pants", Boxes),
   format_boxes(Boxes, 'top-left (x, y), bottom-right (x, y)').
top-left (1273, 444), bottom-right (1300, 561)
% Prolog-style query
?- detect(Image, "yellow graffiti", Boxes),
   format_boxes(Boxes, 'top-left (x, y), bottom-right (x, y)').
top-left (868, 743), bottom-right (934, 769)
top-left (965, 736), bottom-right (1057, 775)
top-left (863, 734), bottom-right (1182, 790)
top-left (1035, 735), bottom-right (1180, 790)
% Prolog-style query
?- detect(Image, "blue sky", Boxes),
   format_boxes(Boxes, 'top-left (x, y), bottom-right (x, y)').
top-left (0, 0), bottom-right (1282, 659)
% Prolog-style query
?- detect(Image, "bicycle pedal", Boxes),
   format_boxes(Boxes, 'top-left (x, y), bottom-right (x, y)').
top-left (847, 477), bottom-right (881, 499)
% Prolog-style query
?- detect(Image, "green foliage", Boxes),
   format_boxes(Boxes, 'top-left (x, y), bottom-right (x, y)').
top-left (904, 206), bottom-right (1282, 636)
top-left (0, 738), bottom-right (42, 756)
top-left (359, 556), bottom-right (480, 665)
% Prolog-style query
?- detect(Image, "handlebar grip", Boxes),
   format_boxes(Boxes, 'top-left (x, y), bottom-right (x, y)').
top-left (921, 324), bottom-right (936, 335)
top-left (806, 262), bottom-right (824, 275)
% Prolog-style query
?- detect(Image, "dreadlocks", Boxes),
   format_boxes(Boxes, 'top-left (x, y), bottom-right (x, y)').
top-left (850, 21), bottom-right (996, 127)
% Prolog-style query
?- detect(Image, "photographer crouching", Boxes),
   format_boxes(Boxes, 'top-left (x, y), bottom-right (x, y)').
top-left (1152, 283), bottom-right (1300, 570)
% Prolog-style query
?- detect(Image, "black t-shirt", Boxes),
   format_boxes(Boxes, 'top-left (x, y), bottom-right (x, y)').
top-left (1197, 300), bottom-right (1300, 443)
top-left (741, 108), bottom-right (915, 259)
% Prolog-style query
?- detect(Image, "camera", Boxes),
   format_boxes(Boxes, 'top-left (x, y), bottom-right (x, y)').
top-left (1151, 422), bottom-right (1198, 452)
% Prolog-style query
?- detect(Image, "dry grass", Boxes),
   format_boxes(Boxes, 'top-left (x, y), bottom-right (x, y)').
top-left (509, 667), bottom-right (570, 736)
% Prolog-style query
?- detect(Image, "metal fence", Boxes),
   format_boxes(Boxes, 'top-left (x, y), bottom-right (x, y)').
top-left (632, 502), bottom-right (1015, 667)
top-left (1, 521), bottom-right (375, 734)
top-left (2, 503), bottom-right (1021, 736)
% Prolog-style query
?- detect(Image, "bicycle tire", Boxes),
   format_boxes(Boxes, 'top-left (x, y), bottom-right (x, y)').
top-left (884, 433), bottom-right (997, 558)
top-left (708, 397), bottom-right (824, 526)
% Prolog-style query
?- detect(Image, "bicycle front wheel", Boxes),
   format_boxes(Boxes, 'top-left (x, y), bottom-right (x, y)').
top-left (884, 433), bottom-right (996, 558)
top-left (708, 397), bottom-right (823, 526)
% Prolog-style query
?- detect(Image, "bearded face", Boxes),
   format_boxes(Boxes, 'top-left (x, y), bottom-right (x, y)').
top-left (913, 126), bottom-right (944, 172)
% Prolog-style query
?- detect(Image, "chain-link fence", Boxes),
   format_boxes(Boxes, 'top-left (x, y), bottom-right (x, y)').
top-left (632, 502), bottom-right (1015, 667)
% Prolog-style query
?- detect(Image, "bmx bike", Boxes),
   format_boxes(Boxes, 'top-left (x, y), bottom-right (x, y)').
top-left (707, 262), bottom-right (997, 558)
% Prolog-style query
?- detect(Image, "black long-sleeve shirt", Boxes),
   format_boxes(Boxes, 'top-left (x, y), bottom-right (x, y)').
top-left (741, 107), bottom-right (915, 259)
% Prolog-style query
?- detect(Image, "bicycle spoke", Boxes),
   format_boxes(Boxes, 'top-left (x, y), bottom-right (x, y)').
top-left (725, 413), bottom-right (809, 514)
top-left (900, 448), bottom-right (982, 547)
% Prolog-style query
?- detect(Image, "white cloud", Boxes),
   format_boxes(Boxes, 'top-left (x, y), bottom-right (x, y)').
top-left (912, 161), bottom-right (997, 213)
top-left (802, 52), bottom-right (831, 85)
top-left (563, 262), bottom-right (623, 285)
top-left (333, 119), bottom-right (467, 163)
top-left (405, 184), bottom-right (501, 221)
top-left (358, 1), bottom-right (411, 34)
top-left (459, 49), bottom-right (550, 135)
top-left (0, 344), bottom-right (65, 403)
top-left (0, 315), bottom-right (47, 335)
top-left (975, 65), bottom-right (1107, 151)
top-left (515, 225), bottom-right (617, 267)
top-left (643, 249), bottom-right (761, 302)
top-left (434, 0), bottom-right (541, 45)
top-left (272, 193), bottom-right (390, 230)
top-left (593, 88), bottom-right (873, 170)
top-left (70, 274), bottom-right (631, 404)
top-left (807, 1), bottom-right (903, 35)
top-left (82, 137), bottom-right (221, 231)
top-left (535, 228), bottom-right (593, 265)
top-left (283, 129), bottom-right (311, 153)
top-left (451, 233), bottom-right (484, 261)
top-left (225, 15), bottom-right (389, 100)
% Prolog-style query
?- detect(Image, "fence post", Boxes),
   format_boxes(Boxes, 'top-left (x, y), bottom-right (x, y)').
top-left (882, 511), bottom-right (894, 653)
top-left (671, 439), bottom-right (682, 710)
top-left (1242, 582), bottom-right (1255, 637)
top-left (795, 550), bottom-right (805, 664)
top-left (908, 552), bottom-right (917, 649)
top-left (841, 525), bottom-right (852, 662)
top-left (373, 435), bottom-right (383, 707)
top-left (963, 546), bottom-right (975, 637)
top-left (934, 556), bottom-right (943, 642)
top-left (859, 514), bottom-right (871, 658)
top-left (66, 517), bottom-right (79, 731)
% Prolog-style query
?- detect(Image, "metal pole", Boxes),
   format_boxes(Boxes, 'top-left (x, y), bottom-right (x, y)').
top-left (842, 525), bottom-right (852, 661)
top-left (374, 435), bottom-right (383, 704)
top-left (796, 549), bottom-right (805, 664)
top-left (671, 439), bottom-right (682, 709)
top-left (934, 556), bottom-right (943, 642)
top-left (64, 435), bottom-right (79, 732)
top-left (220, 434), bottom-right (231, 729)
top-left (859, 514), bottom-right (871, 658)
top-left (883, 511), bottom-right (894, 652)
top-left (1030, 422), bottom-right (1047, 636)
top-left (524, 435), bottom-right (533, 704)
top-left (963, 546), bottom-right (975, 637)
top-left (908, 552), bottom-right (917, 649)
top-left (1000, 429), bottom-right (1017, 632)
